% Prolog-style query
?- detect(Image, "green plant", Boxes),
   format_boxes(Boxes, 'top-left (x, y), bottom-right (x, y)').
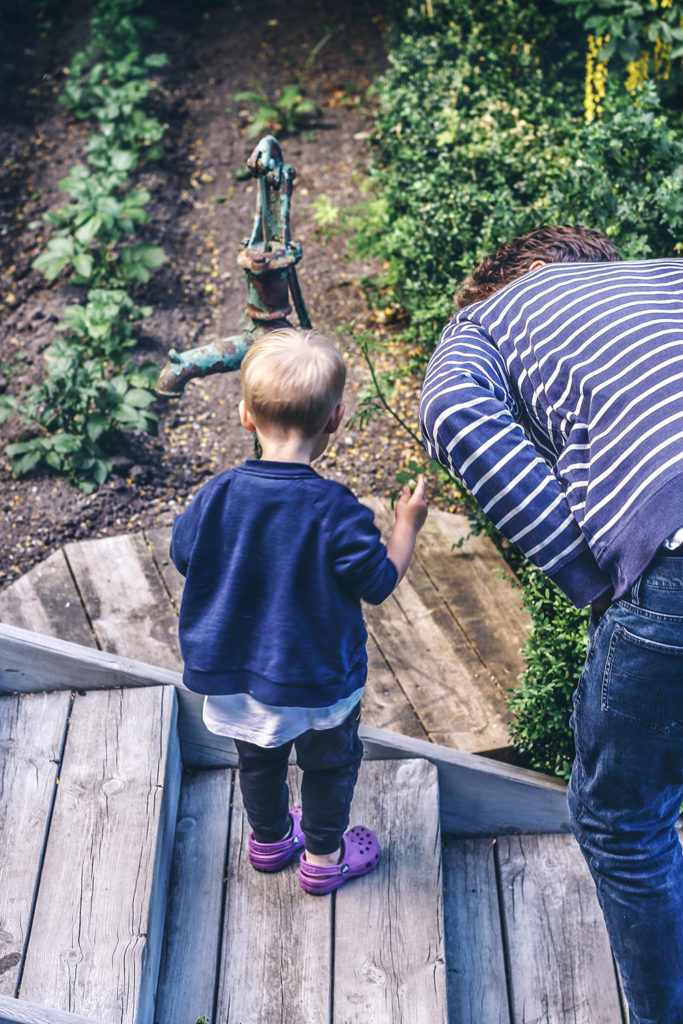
top-left (6, 0), bottom-right (167, 491)
top-left (34, 165), bottom-right (163, 286)
top-left (308, 193), bottom-right (342, 236)
top-left (0, 355), bottom-right (158, 492)
top-left (554, 0), bottom-right (683, 102)
top-left (233, 32), bottom-right (331, 138)
top-left (351, 0), bottom-right (683, 360)
top-left (234, 83), bottom-right (320, 139)
top-left (507, 566), bottom-right (590, 780)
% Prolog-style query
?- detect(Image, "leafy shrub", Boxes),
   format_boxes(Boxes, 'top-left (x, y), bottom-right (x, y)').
top-left (353, 0), bottom-right (683, 354)
top-left (507, 566), bottom-right (590, 780)
top-left (553, 0), bottom-right (683, 104)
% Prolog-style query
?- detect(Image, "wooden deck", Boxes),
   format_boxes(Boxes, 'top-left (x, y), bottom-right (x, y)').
top-left (0, 505), bottom-right (633, 1023)
top-left (0, 499), bottom-right (530, 758)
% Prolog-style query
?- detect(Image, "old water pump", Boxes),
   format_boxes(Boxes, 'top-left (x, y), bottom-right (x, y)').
top-left (156, 135), bottom-right (312, 397)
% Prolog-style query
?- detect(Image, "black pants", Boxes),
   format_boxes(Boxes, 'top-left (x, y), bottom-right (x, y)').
top-left (234, 703), bottom-right (363, 855)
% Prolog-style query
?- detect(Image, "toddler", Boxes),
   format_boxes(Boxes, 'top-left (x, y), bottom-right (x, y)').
top-left (170, 328), bottom-right (427, 894)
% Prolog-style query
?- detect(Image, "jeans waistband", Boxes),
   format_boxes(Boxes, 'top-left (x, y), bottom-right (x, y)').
top-left (629, 548), bottom-right (683, 605)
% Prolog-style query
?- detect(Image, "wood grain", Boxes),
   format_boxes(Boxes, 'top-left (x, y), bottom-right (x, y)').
top-left (0, 692), bottom-right (70, 997)
top-left (64, 534), bottom-right (181, 671)
top-left (19, 686), bottom-right (181, 1024)
top-left (0, 625), bottom-right (572, 837)
top-left (426, 508), bottom-right (530, 687)
top-left (216, 769), bottom-right (332, 1024)
top-left (442, 837), bottom-right (509, 1023)
top-left (362, 633), bottom-right (429, 740)
top-left (333, 758), bottom-right (447, 1024)
top-left (0, 993), bottom-right (109, 1024)
top-left (144, 527), bottom-right (183, 612)
top-left (155, 768), bottom-right (232, 1024)
top-left (0, 549), bottom-right (93, 648)
top-left (362, 498), bottom-right (513, 752)
top-left (497, 833), bottom-right (622, 1024)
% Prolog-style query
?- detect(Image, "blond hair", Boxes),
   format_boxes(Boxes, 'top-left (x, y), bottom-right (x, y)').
top-left (240, 328), bottom-right (346, 436)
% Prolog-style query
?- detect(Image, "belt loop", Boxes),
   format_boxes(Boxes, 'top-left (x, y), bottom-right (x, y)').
top-left (630, 573), bottom-right (642, 606)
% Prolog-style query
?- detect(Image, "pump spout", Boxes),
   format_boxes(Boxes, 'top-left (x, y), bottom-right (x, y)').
top-left (156, 333), bottom-right (254, 397)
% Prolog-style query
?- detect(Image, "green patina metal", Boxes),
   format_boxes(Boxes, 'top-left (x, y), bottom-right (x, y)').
top-left (156, 135), bottom-right (312, 397)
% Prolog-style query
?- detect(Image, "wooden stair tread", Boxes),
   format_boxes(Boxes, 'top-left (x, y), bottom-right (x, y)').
top-left (443, 832), bottom-right (625, 1023)
top-left (8, 686), bottom-right (181, 1024)
top-left (158, 757), bottom-right (448, 1024)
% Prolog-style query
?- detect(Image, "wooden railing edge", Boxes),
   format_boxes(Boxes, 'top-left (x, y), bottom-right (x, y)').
top-left (0, 622), bottom-right (569, 837)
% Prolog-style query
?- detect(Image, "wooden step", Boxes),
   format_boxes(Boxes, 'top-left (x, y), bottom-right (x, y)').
top-left (443, 833), bottom-right (626, 1022)
top-left (0, 691), bottom-right (70, 998)
top-left (3, 686), bottom-right (181, 1024)
top-left (156, 757), bottom-right (447, 1023)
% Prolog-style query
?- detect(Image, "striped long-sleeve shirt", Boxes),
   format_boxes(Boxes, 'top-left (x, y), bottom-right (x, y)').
top-left (420, 259), bottom-right (683, 607)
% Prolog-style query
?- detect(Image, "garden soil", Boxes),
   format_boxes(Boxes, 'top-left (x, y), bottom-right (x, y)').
top-left (0, 0), bottom-right (438, 591)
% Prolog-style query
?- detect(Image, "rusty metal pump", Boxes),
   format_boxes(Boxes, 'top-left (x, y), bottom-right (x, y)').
top-left (156, 135), bottom-right (312, 397)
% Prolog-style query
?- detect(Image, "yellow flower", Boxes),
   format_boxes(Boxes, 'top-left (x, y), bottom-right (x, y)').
top-left (585, 34), bottom-right (609, 123)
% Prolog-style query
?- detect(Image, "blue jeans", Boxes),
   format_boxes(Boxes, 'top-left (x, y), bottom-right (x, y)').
top-left (568, 552), bottom-right (683, 1024)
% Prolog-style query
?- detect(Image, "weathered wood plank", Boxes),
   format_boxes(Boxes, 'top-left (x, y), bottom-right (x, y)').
top-left (0, 692), bottom-right (70, 997)
top-left (442, 837), bottom-right (509, 1023)
top-left (216, 769), bottom-right (331, 1023)
top-left (363, 572), bottom-right (511, 751)
top-left (19, 686), bottom-right (181, 1024)
top-left (363, 498), bottom-right (516, 752)
top-left (424, 508), bottom-right (530, 687)
top-left (0, 549), bottom-right (93, 649)
top-left (497, 833), bottom-right (622, 1023)
top-left (0, 622), bottom-right (180, 696)
top-left (156, 768), bottom-right (232, 1024)
top-left (0, 626), bottom-right (571, 836)
top-left (0, 993), bottom-right (108, 1024)
top-left (362, 634), bottom-right (429, 740)
top-left (63, 533), bottom-right (181, 671)
top-left (143, 527), bottom-right (183, 612)
top-left (334, 758), bottom-right (447, 1023)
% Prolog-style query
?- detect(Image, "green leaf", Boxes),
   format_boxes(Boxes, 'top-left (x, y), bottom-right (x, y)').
top-left (75, 216), bottom-right (102, 245)
top-left (111, 149), bottom-right (138, 172)
top-left (123, 387), bottom-right (156, 408)
top-left (86, 413), bottom-right (109, 441)
top-left (12, 449), bottom-right (43, 474)
top-left (73, 253), bottom-right (95, 280)
top-left (93, 457), bottom-right (112, 484)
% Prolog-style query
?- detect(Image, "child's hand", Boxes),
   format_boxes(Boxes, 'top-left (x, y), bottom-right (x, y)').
top-left (395, 476), bottom-right (428, 533)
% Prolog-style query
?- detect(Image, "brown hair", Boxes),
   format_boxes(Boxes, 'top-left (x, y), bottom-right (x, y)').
top-left (455, 225), bottom-right (622, 308)
top-left (240, 328), bottom-right (346, 436)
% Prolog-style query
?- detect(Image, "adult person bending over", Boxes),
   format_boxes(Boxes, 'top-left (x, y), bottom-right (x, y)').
top-left (419, 225), bottom-right (683, 1024)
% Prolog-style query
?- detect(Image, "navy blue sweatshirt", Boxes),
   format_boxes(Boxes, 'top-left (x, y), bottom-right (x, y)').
top-left (170, 461), bottom-right (398, 706)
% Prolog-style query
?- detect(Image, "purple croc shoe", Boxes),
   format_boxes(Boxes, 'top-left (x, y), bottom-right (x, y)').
top-left (299, 825), bottom-right (380, 895)
top-left (248, 806), bottom-right (305, 872)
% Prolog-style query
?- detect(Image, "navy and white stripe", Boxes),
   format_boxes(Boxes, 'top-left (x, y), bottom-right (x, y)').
top-left (420, 259), bottom-right (683, 606)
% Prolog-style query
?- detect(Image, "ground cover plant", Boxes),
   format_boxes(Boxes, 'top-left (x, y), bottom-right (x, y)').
top-left (0, 0), bottom-right (166, 492)
top-left (353, 0), bottom-right (683, 777)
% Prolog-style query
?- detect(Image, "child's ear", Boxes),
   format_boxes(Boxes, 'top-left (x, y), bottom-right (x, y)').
top-left (239, 400), bottom-right (257, 432)
top-left (325, 402), bottom-right (345, 434)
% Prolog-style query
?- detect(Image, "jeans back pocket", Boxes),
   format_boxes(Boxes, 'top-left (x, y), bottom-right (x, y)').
top-left (602, 623), bottom-right (683, 736)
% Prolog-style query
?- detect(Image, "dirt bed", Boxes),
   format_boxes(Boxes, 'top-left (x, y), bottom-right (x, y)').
top-left (0, 0), bottom-right (441, 592)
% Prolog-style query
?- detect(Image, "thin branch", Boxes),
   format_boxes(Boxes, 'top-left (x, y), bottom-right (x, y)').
top-left (357, 340), bottom-right (423, 447)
